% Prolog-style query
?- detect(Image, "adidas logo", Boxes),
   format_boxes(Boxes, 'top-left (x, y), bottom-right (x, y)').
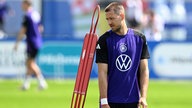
top-left (96, 44), bottom-right (101, 49)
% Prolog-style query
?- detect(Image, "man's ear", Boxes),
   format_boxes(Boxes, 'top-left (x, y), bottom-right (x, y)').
top-left (120, 13), bottom-right (125, 20)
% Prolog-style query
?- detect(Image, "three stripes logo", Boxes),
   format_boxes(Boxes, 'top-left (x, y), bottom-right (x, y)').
top-left (116, 54), bottom-right (132, 72)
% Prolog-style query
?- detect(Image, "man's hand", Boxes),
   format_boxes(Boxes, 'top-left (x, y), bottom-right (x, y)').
top-left (138, 97), bottom-right (148, 108)
top-left (101, 104), bottom-right (110, 108)
top-left (13, 43), bottom-right (18, 51)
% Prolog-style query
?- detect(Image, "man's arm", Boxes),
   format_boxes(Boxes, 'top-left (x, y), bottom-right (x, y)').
top-left (38, 24), bottom-right (44, 34)
top-left (139, 59), bottom-right (149, 108)
top-left (14, 27), bottom-right (26, 51)
top-left (97, 63), bottom-right (110, 108)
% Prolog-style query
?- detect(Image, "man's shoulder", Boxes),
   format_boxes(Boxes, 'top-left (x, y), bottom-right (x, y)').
top-left (98, 31), bottom-right (110, 41)
top-left (132, 29), bottom-right (145, 38)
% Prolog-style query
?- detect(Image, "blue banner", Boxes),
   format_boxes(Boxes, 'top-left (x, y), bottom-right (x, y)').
top-left (37, 41), bottom-right (81, 78)
top-left (1, 40), bottom-right (192, 79)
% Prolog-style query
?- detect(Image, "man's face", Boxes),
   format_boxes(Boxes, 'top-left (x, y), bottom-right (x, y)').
top-left (105, 10), bottom-right (122, 32)
top-left (22, 2), bottom-right (28, 11)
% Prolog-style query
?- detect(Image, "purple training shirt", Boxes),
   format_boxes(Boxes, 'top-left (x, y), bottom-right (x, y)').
top-left (96, 29), bottom-right (150, 103)
top-left (22, 9), bottom-right (42, 53)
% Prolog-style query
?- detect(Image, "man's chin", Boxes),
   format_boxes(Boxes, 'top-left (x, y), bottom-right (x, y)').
top-left (111, 27), bottom-right (121, 33)
top-left (111, 29), bottom-right (118, 33)
top-left (111, 28), bottom-right (116, 32)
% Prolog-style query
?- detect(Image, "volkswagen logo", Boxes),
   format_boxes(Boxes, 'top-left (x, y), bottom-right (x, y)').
top-left (116, 54), bottom-right (132, 72)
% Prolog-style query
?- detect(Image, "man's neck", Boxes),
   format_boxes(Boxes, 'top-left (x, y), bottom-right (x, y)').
top-left (115, 24), bottom-right (128, 36)
top-left (26, 7), bottom-right (32, 13)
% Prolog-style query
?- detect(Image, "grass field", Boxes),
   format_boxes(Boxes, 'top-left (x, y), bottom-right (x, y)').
top-left (0, 79), bottom-right (192, 108)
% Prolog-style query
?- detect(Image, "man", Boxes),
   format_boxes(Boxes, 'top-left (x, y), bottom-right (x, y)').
top-left (14, 0), bottom-right (47, 90)
top-left (96, 2), bottom-right (150, 108)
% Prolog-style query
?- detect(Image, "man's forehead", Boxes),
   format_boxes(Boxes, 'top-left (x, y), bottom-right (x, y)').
top-left (106, 11), bottom-right (118, 17)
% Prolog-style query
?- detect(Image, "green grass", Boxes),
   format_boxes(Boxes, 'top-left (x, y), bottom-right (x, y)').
top-left (0, 79), bottom-right (192, 108)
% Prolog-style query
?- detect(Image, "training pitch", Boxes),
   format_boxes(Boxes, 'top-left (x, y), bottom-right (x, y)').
top-left (0, 79), bottom-right (192, 108)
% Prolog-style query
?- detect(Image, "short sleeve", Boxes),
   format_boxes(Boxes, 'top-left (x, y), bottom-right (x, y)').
top-left (141, 35), bottom-right (150, 59)
top-left (22, 16), bottom-right (28, 28)
top-left (95, 32), bottom-right (109, 63)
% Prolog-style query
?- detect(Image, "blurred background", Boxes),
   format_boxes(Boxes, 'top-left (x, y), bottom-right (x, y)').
top-left (0, 0), bottom-right (192, 80)
top-left (0, 0), bottom-right (192, 108)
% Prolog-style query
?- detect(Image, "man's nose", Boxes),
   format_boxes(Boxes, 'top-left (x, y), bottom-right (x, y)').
top-left (107, 20), bottom-right (112, 25)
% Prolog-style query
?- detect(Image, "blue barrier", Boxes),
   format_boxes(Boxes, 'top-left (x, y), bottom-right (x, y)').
top-left (0, 40), bottom-right (192, 79)
top-left (148, 41), bottom-right (192, 79)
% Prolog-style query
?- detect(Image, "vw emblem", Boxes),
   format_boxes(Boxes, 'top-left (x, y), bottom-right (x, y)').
top-left (116, 54), bottom-right (132, 72)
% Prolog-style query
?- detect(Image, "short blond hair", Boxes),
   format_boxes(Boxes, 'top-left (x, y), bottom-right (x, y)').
top-left (23, 0), bottom-right (32, 6)
top-left (105, 2), bottom-right (124, 15)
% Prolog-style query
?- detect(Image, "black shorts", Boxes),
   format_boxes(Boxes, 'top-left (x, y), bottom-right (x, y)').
top-left (109, 102), bottom-right (138, 108)
top-left (27, 48), bottom-right (39, 59)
